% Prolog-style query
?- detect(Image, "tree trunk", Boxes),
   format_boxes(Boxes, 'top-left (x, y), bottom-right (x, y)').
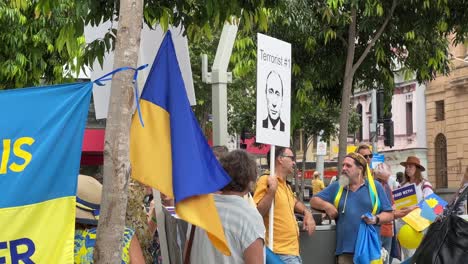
top-left (291, 135), bottom-right (300, 198)
top-left (126, 179), bottom-right (153, 261)
top-left (337, 8), bottom-right (357, 171)
top-left (94, 0), bottom-right (144, 263)
top-left (337, 2), bottom-right (396, 170)
top-left (294, 165), bottom-right (300, 200)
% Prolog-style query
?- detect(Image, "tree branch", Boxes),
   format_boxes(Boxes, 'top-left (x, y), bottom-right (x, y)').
top-left (338, 35), bottom-right (348, 47)
top-left (351, 0), bottom-right (397, 75)
top-left (337, 7), bottom-right (356, 170)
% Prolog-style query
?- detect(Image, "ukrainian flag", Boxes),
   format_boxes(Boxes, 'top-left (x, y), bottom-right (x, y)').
top-left (130, 32), bottom-right (232, 255)
top-left (354, 218), bottom-right (383, 264)
top-left (0, 82), bottom-right (92, 263)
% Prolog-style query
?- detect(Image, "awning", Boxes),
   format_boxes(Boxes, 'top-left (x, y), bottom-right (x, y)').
top-left (81, 129), bottom-right (105, 165)
top-left (207, 136), bottom-right (270, 155)
top-left (82, 129), bottom-right (105, 153)
top-left (241, 137), bottom-right (270, 155)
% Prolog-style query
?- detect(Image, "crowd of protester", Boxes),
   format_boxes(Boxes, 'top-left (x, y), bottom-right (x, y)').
top-left (74, 143), bottom-right (467, 263)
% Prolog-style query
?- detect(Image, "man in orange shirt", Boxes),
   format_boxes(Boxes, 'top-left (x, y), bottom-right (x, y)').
top-left (254, 146), bottom-right (316, 264)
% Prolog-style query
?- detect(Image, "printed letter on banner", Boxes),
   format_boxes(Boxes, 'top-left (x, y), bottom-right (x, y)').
top-left (0, 83), bottom-right (92, 263)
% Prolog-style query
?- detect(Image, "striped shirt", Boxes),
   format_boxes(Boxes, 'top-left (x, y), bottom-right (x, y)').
top-left (190, 194), bottom-right (265, 264)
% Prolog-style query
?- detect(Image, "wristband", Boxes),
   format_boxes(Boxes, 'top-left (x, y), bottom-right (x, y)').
top-left (375, 215), bottom-right (380, 225)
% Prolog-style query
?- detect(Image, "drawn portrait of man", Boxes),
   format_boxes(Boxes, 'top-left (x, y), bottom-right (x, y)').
top-left (262, 70), bottom-right (285, 132)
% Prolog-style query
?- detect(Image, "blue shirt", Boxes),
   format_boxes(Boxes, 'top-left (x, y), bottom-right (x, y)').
top-left (315, 180), bottom-right (392, 255)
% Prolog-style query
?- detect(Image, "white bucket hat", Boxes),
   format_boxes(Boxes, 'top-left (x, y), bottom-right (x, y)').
top-left (76, 174), bottom-right (102, 225)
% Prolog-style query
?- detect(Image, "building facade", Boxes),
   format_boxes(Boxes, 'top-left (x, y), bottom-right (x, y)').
top-left (351, 78), bottom-right (428, 178)
top-left (426, 42), bottom-right (468, 189)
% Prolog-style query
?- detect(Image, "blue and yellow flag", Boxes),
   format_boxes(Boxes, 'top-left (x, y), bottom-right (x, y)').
top-left (0, 83), bottom-right (92, 263)
top-left (130, 32), bottom-right (232, 255)
top-left (354, 213), bottom-right (383, 264)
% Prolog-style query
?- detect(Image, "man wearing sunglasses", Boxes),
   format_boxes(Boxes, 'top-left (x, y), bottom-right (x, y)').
top-left (253, 146), bottom-right (316, 264)
top-left (356, 143), bottom-right (373, 165)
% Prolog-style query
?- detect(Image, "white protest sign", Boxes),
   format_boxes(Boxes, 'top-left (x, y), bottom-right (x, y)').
top-left (317, 141), bottom-right (327, 156)
top-left (256, 33), bottom-right (291, 147)
top-left (371, 153), bottom-right (385, 169)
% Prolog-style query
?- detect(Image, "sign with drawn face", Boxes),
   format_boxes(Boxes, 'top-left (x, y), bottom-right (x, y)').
top-left (256, 33), bottom-right (291, 147)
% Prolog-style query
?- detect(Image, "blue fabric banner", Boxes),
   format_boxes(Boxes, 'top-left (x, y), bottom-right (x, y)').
top-left (354, 213), bottom-right (383, 264)
top-left (0, 82), bottom-right (92, 263)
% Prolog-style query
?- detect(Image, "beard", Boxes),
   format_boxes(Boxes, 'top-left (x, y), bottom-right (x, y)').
top-left (338, 174), bottom-right (350, 187)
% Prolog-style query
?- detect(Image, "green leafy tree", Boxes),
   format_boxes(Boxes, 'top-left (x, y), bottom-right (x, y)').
top-left (188, 30), bottom-right (257, 142)
top-left (252, 0), bottom-right (468, 168)
top-left (225, 0), bottom-right (468, 179)
top-left (4, 0), bottom-right (277, 90)
top-left (189, 33), bottom-right (217, 136)
top-left (0, 1), bottom-right (86, 89)
top-left (228, 34), bottom-right (258, 136)
top-left (226, 14), bottom-right (345, 143)
top-left (307, 0), bottom-right (468, 167)
top-left (6, 1), bottom-right (280, 263)
top-left (189, 28), bottom-right (261, 142)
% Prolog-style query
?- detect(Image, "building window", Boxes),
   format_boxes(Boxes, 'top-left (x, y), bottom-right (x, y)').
top-left (435, 100), bottom-right (445, 121)
top-left (406, 102), bottom-right (413, 135)
top-left (435, 133), bottom-right (448, 188)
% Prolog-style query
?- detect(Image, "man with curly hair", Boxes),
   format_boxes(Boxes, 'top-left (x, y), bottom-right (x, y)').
top-left (311, 152), bottom-right (393, 264)
top-left (190, 150), bottom-right (265, 263)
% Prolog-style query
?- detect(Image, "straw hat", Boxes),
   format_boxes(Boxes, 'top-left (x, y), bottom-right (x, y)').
top-left (76, 174), bottom-right (102, 225)
top-left (400, 156), bottom-right (425, 172)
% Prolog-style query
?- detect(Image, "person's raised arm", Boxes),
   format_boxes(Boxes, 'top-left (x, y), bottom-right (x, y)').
top-left (254, 176), bottom-right (278, 217)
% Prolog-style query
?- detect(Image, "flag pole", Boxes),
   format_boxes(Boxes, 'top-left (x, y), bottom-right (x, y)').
top-left (153, 189), bottom-right (170, 264)
top-left (268, 145), bottom-right (275, 249)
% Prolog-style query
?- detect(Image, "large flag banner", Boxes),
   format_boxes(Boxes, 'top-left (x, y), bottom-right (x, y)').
top-left (130, 32), bottom-right (232, 255)
top-left (0, 83), bottom-right (92, 263)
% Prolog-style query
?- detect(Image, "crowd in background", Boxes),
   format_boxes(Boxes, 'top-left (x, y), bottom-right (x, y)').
top-left (73, 143), bottom-right (468, 264)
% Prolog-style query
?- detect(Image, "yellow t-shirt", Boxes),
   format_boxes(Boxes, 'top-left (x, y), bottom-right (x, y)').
top-left (312, 178), bottom-right (325, 195)
top-left (253, 175), bottom-right (299, 256)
